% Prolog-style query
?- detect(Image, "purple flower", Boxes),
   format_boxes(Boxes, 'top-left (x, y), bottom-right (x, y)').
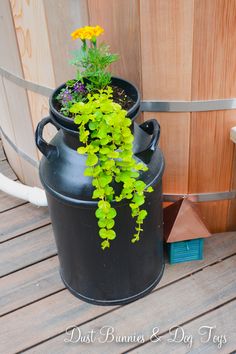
top-left (61, 88), bottom-right (73, 105)
top-left (73, 82), bottom-right (85, 93)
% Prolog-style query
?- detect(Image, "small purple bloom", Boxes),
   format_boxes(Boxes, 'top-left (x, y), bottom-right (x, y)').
top-left (61, 88), bottom-right (73, 105)
top-left (73, 82), bottom-right (85, 93)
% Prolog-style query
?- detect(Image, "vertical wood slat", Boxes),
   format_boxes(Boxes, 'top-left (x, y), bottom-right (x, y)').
top-left (88, 0), bottom-right (141, 90)
top-left (228, 146), bottom-right (236, 229)
top-left (9, 0), bottom-right (56, 143)
top-left (43, 0), bottom-right (88, 87)
top-left (145, 112), bottom-right (190, 194)
top-left (0, 0), bottom-right (40, 186)
top-left (140, 0), bottom-right (194, 194)
top-left (0, 77), bottom-right (23, 181)
top-left (10, 0), bottom-right (89, 149)
top-left (0, 0), bottom-right (21, 179)
top-left (190, 0), bottom-right (236, 232)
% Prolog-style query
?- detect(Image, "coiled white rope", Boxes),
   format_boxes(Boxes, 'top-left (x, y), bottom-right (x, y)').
top-left (0, 173), bottom-right (47, 207)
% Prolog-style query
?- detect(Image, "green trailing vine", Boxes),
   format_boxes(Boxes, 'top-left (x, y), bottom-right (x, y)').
top-left (70, 87), bottom-right (153, 250)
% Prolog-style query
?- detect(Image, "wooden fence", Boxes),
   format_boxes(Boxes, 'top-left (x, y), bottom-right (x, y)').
top-left (1, 0), bottom-right (236, 232)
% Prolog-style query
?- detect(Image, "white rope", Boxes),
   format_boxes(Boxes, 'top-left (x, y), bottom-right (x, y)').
top-left (0, 173), bottom-right (47, 207)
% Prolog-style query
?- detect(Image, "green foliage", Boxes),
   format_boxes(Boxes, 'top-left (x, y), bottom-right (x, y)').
top-left (56, 40), bottom-right (118, 117)
top-left (71, 43), bottom-right (119, 91)
top-left (71, 88), bottom-right (154, 250)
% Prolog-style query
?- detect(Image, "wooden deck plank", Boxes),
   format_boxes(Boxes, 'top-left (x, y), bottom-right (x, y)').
top-left (0, 190), bottom-right (26, 213)
top-left (130, 300), bottom-right (236, 354)
top-left (0, 159), bottom-right (17, 180)
top-left (0, 257), bottom-right (60, 316)
top-left (0, 225), bottom-right (56, 277)
top-left (1, 256), bottom-right (235, 353)
top-left (0, 203), bottom-right (50, 242)
top-left (0, 232), bottom-right (235, 319)
top-left (0, 291), bottom-right (114, 354)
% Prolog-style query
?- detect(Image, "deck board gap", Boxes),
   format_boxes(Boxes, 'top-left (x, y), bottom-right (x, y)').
top-left (0, 201), bottom-right (28, 214)
top-left (0, 238), bottom-right (234, 353)
top-left (17, 256), bottom-right (236, 353)
top-left (0, 221), bottom-right (51, 245)
top-left (150, 252), bottom-right (236, 292)
top-left (1, 250), bottom-right (235, 313)
top-left (22, 297), bottom-right (236, 354)
top-left (0, 288), bottom-right (65, 318)
top-left (0, 253), bottom-right (57, 279)
top-left (18, 306), bottom-right (120, 353)
top-left (125, 297), bottom-right (236, 353)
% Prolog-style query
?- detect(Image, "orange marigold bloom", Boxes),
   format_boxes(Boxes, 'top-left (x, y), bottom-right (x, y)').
top-left (71, 29), bottom-right (81, 40)
top-left (82, 26), bottom-right (94, 40)
top-left (93, 25), bottom-right (104, 37)
top-left (71, 25), bottom-right (104, 40)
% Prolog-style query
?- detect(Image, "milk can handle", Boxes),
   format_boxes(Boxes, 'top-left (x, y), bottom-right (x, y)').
top-left (35, 117), bottom-right (59, 160)
top-left (137, 119), bottom-right (160, 153)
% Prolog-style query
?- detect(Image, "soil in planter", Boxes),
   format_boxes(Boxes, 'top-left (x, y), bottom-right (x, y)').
top-left (55, 84), bottom-right (135, 119)
top-left (112, 85), bottom-right (135, 111)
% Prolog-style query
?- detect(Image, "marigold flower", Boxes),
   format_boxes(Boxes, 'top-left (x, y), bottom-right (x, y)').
top-left (71, 25), bottom-right (104, 41)
top-left (71, 29), bottom-right (81, 40)
top-left (93, 25), bottom-right (104, 37)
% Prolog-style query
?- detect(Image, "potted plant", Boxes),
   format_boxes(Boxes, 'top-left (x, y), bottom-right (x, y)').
top-left (35, 25), bottom-right (165, 305)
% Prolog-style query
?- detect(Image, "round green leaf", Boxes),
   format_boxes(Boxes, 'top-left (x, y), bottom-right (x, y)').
top-left (100, 147), bottom-right (110, 155)
top-left (99, 228), bottom-right (108, 239)
top-left (106, 208), bottom-right (117, 219)
top-left (106, 230), bottom-right (116, 240)
top-left (92, 188), bottom-right (104, 199)
top-left (77, 146), bottom-right (87, 154)
top-left (95, 208), bottom-right (104, 219)
top-left (98, 218), bottom-right (108, 228)
top-left (106, 219), bottom-right (115, 229)
top-left (89, 121), bottom-right (98, 130)
top-left (98, 200), bottom-right (110, 211)
top-left (133, 194), bottom-right (145, 206)
top-left (135, 181), bottom-right (146, 192)
top-left (84, 167), bottom-right (93, 176)
top-left (86, 154), bottom-right (98, 166)
top-left (139, 210), bottom-right (148, 220)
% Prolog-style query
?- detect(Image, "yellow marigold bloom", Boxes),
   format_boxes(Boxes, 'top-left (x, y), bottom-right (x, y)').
top-left (82, 26), bottom-right (94, 40)
top-left (71, 25), bottom-right (104, 40)
top-left (71, 29), bottom-right (81, 40)
top-left (93, 25), bottom-right (104, 37)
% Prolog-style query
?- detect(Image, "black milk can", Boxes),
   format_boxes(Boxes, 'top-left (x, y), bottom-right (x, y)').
top-left (35, 77), bottom-right (165, 305)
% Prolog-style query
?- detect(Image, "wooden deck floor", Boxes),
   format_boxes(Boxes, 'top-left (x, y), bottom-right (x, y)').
top-left (0, 145), bottom-right (236, 354)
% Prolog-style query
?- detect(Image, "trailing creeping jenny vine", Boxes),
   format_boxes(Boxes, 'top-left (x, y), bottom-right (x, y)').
top-left (70, 88), bottom-right (153, 250)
